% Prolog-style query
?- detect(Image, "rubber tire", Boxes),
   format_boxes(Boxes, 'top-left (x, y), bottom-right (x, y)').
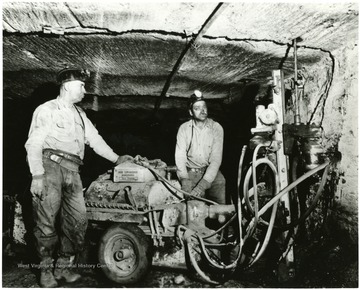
top-left (98, 223), bottom-right (152, 285)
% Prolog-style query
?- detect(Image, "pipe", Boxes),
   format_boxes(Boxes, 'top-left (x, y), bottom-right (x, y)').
top-left (148, 211), bottom-right (157, 246)
top-left (154, 2), bottom-right (228, 113)
top-left (293, 38), bottom-right (301, 125)
top-left (153, 210), bottom-right (163, 246)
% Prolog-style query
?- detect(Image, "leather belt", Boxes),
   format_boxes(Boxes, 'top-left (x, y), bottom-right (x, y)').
top-left (43, 149), bottom-right (83, 166)
top-left (187, 167), bottom-right (207, 173)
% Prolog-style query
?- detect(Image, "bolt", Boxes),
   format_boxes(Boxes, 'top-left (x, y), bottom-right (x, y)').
top-left (114, 251), bottom-right (124, 261)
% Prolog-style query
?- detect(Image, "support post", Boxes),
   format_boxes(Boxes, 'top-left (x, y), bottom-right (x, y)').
top-left (272, 69), bottom-right (296, 281)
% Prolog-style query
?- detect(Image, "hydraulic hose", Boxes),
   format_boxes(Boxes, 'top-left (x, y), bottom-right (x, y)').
top-left (246, 161), bottom-right (330, 232)
top-left (234, 145), bottom-right (247, 263)
top-left (197, 235), bottom-right (242, 270)
top-left (186, 238), bottom-right (220, 285)
top-left (242, 156), bottom-right (279, 265)
top-left (184, 145), bottom-right (249, 271)
top-left (251, 144), bottom-right (265, 234)
top-left (243, 157), bottom-right (279, 229)
top-left (245, 142), bottom-right (277, 237)
top-left (137, 161), bottom-right (218, 205)
top-left (237, 145), bottom-right (247, 194)
top-left (280, 162), bottom-right (330, 231)
top-left (245, 158), bottom-right (280, 266)
top-left (247, 200), bottom-right (278, 267)
top-left (202, 212), bottom-right (237, 240)
top-left (175, 146), bottom-right (248, 274)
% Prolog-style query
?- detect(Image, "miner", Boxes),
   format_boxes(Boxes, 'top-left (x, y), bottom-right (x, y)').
top-left (175, 90), bottom-right (226, 204)
top-left (25, 68), bottom-right (133, 287)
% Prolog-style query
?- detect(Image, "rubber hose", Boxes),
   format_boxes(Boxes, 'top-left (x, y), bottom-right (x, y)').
top-left (247, 161), bottom-right (329, 230)
top-left (247, 160), bottom-right (280, 267)
top-left (279, 163), bottom-right (330, 231)
top-left (139, 162), bottom-right (218, 205)
top-left (197, 235), bottom-right (242, 270)
top-left (243, 158), bottom-right (279, 226)
top-left (198, 145), bottom-right (249, 268)
top-left (186, 239), bottom-right (220, 285)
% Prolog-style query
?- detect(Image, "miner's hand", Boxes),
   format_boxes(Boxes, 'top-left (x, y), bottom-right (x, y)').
top-left (190, 179), bottom-right (211, 197)
top-left (115, 155), bottom-right (134, 165)
top-left (30, 176), bottom-right (45, 200)
top-left (180, 178), bottom-right (192, 193)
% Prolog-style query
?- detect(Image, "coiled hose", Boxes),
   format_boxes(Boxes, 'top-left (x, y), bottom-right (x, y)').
top-left (136, 155), bottom-right (330, 283)
top-left (245, 161), bottom-right (330, 235)
top-left (242, 157), bottom-right (280, 267)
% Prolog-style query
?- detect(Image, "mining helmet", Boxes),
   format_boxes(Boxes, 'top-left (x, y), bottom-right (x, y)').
top-left (188, 90), bottom-right (205, 109)
top-left (56, 67), bottom-right (90, 84)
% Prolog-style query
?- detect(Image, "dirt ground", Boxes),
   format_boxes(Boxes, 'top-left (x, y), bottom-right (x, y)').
top-left (2, 230), bottom-right (358, 288)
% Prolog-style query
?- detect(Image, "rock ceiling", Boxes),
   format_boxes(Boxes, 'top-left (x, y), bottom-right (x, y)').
top-left (2, 2), bottom-right (358, 110)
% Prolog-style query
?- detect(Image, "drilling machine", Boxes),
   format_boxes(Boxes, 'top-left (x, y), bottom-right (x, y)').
top-left (81, 70), bottom-right (330, 285)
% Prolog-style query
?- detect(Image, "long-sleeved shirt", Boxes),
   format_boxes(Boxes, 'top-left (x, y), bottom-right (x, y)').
top-left (25, 96), bottom-right (119, 176)
top-left (175, 118), bottom-right (224, 183)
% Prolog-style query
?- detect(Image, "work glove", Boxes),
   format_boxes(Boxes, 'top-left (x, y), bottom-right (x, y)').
top-left (191, 178), bottom-right (211, 197)
top-left (30, 175), bottom-right (45, 200)
top-left (180, 178), bottom-right (193, 193)
top-left (115, 155), bottom-right (134, 166)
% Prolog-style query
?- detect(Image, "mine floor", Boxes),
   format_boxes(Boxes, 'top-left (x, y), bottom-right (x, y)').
top-left (2, 232), bottom-right (358, 288)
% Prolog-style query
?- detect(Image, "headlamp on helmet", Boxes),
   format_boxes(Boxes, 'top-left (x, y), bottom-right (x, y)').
top-left (188, 90), bottom-right (205, 109)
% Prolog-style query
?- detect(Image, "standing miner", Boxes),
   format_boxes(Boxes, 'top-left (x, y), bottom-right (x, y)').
top-left (25, 68), bottom-right (133, 287)
top-left (175, 90), bottom-right (226, 204)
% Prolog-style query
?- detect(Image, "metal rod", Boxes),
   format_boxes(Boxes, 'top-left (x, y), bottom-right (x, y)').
top-left (293, 39), bottom-right (301, 124)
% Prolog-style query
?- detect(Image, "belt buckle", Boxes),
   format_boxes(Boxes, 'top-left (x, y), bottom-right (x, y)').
top-left (50, 154), bottom-right (63, 164)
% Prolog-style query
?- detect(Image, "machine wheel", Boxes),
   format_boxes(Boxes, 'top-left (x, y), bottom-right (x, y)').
top-left (98, 223), bottom-right (152, 285)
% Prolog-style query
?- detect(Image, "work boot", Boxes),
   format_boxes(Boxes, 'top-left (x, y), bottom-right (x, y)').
top-left (54, 256), bottom-right (81, 283)
top-left (39, 258), bottom-right (58, 288)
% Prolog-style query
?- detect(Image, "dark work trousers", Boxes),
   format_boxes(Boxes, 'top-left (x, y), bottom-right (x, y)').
top-left (188, 170), bottom-right (226, 204)
top-left (32, 157), bottom-right (88, 260)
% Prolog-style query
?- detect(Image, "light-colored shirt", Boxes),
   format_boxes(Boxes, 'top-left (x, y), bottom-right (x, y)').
top-left (175, 118), bottom-right (224, 183)
top-left (25, 96), bottom-right (119, 176)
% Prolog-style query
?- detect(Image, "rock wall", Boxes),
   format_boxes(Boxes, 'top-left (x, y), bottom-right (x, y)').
top-left (299, 38), bottom-right (358, 244)
top-left (324, 38), bottom-right (358, 244)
